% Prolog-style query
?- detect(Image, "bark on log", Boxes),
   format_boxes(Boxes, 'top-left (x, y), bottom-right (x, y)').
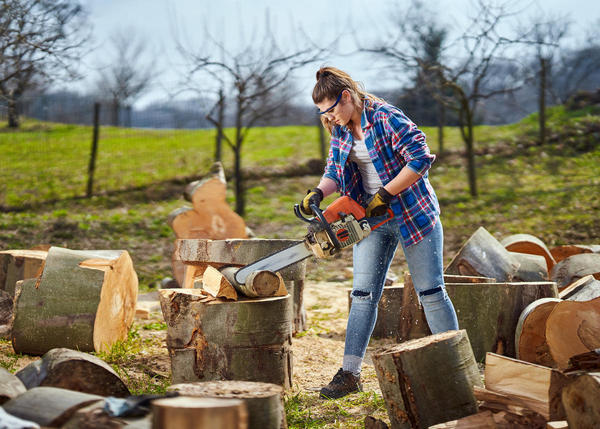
top-left (372, 330), bottom-right (482, 429)
top-left (14, 347), bottom-right (130, 397)
top-left (546, 296), bottom-right (600, 369)
top-left (348, 285), bottom-right (404, 339)
top-left (484, 352), bottom-right (572, 421)
top-left (0, 249), bottom-right (47, 296)
top-left (445, 227), bottom-right (521, 281)
top-left (159, 289), bottom-right (293, 388)
top-left (11, 247), bottom-right (138, 355)
top-left (565, 349), bottom-right (600, 372)
top-left (399, 274), bottom-right (495, 342)
top-left (2, 386), bottom-right (103, 427)
top-left (515, 298), bottom-right (562, 367)
top-left (510, 252), bottom-right (549, 282)
top-left (428, 410), bottom-right (497, 428)
top-left (0, 289), bottom-right (13, 325)
top-left (550, 253), bottom-right (600, 289)
top-left (175, 239), bottom-right (307, 333)
top-left (167, 380), bottom-right (286, 429)
top-left (0, 367), bottom-right (26, 405)
top-left (501, 233), bottom-right (556, 273)
top-left (152, 396), bottom-right (248, 429)
top-left (550, 244), bottom-right (599, 264)
top-left (561, 372), bottom-right (600, 429)
top-left (559, 275), bottom-right (600, 301)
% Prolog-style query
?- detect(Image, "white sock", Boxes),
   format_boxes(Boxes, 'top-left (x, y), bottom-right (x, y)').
top-left (342, 355), bottom-right (362, 377)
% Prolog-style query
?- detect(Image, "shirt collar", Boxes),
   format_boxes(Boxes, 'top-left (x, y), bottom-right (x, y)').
top-left (361, 98), bottom-right (376, 130)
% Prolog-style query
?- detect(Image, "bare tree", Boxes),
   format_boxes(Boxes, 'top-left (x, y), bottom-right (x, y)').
top-left (0, 0), bottom-right (88, 128)
top-left (95, 30), bottom-right (156, 126)
top-left (179, 25), bottom-right (322, 216)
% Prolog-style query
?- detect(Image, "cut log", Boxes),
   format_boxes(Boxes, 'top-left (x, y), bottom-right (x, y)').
top-left (201, 266), bottom-right (238, 300)
top-left (167, 380), bottom-right (286, 429)
top-left (0, 289), bottom-right (13, 325)
top-left (428, 410), bottom-right (497, 428)
top-left (61, 401), bottom-right (152, 429)
top-left (348, 285), bottom-right (404, 339)
top-left (445, 227), bottom-right (521, 281)
top-left (550, 244), bottom-right (597, 263)
top-left (11, 247), bottom-right (138, 355)
top-left (399, 273), bottom-right (496, 342)
top-left (484, 352), bottom-right (572, 421)
top-left (0, 367), bottom-right (26, 405)
top-left (546, 422), bottom-right (568, 429)
top-left (217, 266), bottom-right (283, 298)
top-left (559, 274), bottom-right (600, 301)
top-left (565, 349), bottom-right (600, 372)
top-left (159, 289), bottom-right (293, 388)
top-left (372, 330), bottom-right (482, 429)
top-left (501, 233), bottom-right (556, 272)
top-left (515, 298), bottom-right (562, 367)
top-left (152, 396), bottom-right (248, 429)
top-left (561, 372), bottom-right (600, 429)
top-left (545, 296), bottom-right (600, 369)
top-left (550, 253), bottom-right (600, 289)
top-left (510, 252), bottom-right (549, 282)
top-left (0, 249), bottom-right (47, 296)
top-left (474, 387), bottom-right (547, 428)
top-left (14, 347), bottom-right (130, 397)
top-left (2, 386), bottom-right (103, 427)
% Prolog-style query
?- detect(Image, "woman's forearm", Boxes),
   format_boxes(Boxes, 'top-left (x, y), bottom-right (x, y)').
top-left (383, 167), bottom-right (421, 196)
top-left (316, 177), bottom-right (338, 198)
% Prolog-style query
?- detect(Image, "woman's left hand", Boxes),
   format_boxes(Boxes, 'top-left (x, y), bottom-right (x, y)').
top-left (366, 187), bottom-right (393, 217)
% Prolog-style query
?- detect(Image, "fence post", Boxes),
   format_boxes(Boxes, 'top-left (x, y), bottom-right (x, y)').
top-left (87, 102), bottom-right (101, 198)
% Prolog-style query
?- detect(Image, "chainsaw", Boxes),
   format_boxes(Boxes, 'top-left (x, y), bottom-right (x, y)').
top-left (234, 196), bottom-right (394, 285)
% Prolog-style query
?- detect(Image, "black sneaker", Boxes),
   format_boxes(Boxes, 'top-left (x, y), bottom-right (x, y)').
top-left (319, 368), bottom-right (363, 399)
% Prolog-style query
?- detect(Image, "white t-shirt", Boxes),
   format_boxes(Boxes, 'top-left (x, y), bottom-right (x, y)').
top-left (348, 139), bottom-right (382, 194)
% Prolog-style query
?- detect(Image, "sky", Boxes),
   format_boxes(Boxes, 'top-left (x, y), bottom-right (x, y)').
top-left (74, 0), bottom-right (600, 108)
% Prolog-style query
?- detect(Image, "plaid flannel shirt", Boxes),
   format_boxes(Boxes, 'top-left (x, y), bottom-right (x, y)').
top-left (323, 98), bottom-right (440, 247)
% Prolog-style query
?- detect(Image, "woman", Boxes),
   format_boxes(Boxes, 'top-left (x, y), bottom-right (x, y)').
top-left (300, 67), bottom-right (459, 399)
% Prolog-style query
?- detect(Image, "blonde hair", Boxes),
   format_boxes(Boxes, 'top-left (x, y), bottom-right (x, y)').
top-left (312, 66), bottom-right (384, 133)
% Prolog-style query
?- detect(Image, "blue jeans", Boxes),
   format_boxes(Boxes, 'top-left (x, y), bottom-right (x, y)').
top-left (343, 216), bottom-right (459, 374)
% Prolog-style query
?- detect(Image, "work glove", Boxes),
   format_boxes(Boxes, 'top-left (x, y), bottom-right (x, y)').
top-left (300, 188), bottom-right (324, 215)
top-left (366, 187), bottom-right (394, 217)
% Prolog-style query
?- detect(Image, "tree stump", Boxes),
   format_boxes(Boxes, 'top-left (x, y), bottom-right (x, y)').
top-left (168, 380), bottom-right (286, 429)
top-left (399, 273), bottom-right (495, 342)
top-left (546, 296), bottom-right (600, 369)
top-left (372, 330), bottom-right (482, 429)
top-left (510, 252), bottom-right (549, 282)
top-left (2, 386), bottom-right (103, 427)
top-left (445, 227), bottom-right (520, 281)
top-left (550, 253), bottom-right (600, 289)
top-left (11, 247), bottom-right (138, 355)
top-left (0, 249), bottom-right (47, 296)
top-left (159, 289), bottom-right (293, 388)
top-left (561, 372), bottom-right (600, 429)
top-left (515, 298), bottom-right (562, 367)
top-left (0, 367), bottom-right (26, 405)
top-left (15, 347), bottom-right (130, 397)
top-left (175, 239), bottom-right (307, 333)
top-left (347, 285), bottom-right (404, 339)
top-left (500, 233), bottom-right (556, 272)
top-left (152, 396), bottom-right (248, 429)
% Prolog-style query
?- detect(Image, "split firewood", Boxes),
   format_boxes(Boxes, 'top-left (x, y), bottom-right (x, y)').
top-left (428, 410), bottom-right (497, 428)
top-left (550, 244), bottom-right (600, 264)
top-left (510, 252), bottom-right (549, 281)
top-left (561, 372), bottom-right (600, 428)
top-left (0, 249), bottom-right (47, 296)
top-left (152, 396), bottom-right (248, 429)
top-left (564, 349), bottom-right (600, 372)
top-left (546, 422), bottom-right (568, 429)
top-left (15, 348), bottom-right (130, 397)
top-left (2, 386), bottom-right (103, 427)
top-left (168, 380), bottom-right (285, 429)
top-left (515, 298), bottom-right (562, 367)
top-left (501, 233), bottom-right (556, 272)
top-left (545, 296), bottom-right (600, 369)
top-left (474, 387), bottom-right (547, 428)
top-left (0, 367), bottom-right (26, 404)
top-left (445, 227), bottom-right (520, 281)
top-left (11, 247), bottom-right (138, 355)
top-left (550, 253), bottom-right (600, 289)
top-left (372, 330), bottom-right (482, 429)
top-left (484, 352), bottom-right (572, 421)
top-left (559, 274), bottom-right (600, 301)
top-left (201, 266), bottom-right (239, 300)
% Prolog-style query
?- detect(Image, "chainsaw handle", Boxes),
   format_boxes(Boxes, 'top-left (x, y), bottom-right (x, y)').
top-left (293, 204), bottom-right (313, 223)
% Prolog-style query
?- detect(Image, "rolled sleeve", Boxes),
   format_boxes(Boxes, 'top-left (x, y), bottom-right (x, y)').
top-left (323, 145), bottom-right (341, 190)
top-left (387, 113), bottom-right (436, 176)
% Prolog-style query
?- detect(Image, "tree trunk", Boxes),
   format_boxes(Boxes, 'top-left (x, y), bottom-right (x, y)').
top-left (500, 233), bottom-right (556, 273)
top-left (515, 297), bottom-right (562, 367)
top-left (111, 98), bottom-right (120, 126)
top-left (11, 247), bottom-right (138, 355)
top-left (318, 120), bottom-right (327, 160)
top-left (234, 145), bottom-right (244, 216)
top-left (561, 372), bottom-right (600, 429)
top-left (539, 57), bottom-right (547, 146)
top-left (437, 102), bottom-right (445, 156)
top-left (0, 368), bottom-right (26, 404)
top-left (0, 249), bottom-right (47, 297)
top-left (168, 380), bottom-right (286, 429)
top-left (152, 396), bottom-right (248, 429)
top-left (349, 285), bottom-right (404, 339)
top-left (215, 88), bottom-right (225, 162)
top-left (14, 347), bottom-right (130, 397)
top-left (7, 95), bottom-right (20, 128)
top-left (2, 386), bottom-right (103, 427)
top-left (372, 330), bottom-right (482, 429)
top-left (463, 106), bottom-right (477, 198)
top-left (159, 289), bottom-right (293, 388)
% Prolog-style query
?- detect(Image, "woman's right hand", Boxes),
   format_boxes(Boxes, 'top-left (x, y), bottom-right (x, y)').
top-left (300, 188), bottom-right (324, 215)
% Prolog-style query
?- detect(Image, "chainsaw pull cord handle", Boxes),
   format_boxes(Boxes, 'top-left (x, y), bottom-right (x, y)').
top-left (310, 203), bottom-right (342, 250)
top-left (370, 208), bottom-right (395, 231)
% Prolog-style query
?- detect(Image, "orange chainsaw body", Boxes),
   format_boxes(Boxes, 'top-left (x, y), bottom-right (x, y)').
top-left (322, 196), bottom-right (366, 224)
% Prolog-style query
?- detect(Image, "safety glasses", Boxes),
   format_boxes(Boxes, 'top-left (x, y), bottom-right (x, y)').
top-left (318, 91), bottom-right (343, 115)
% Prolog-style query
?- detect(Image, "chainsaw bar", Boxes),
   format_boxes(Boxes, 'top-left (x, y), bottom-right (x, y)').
top-left (234, 241), bottom-right (313, 285)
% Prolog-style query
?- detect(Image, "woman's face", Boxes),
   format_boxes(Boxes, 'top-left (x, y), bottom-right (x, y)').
top-left (316, 90), bottom-right (354, 127)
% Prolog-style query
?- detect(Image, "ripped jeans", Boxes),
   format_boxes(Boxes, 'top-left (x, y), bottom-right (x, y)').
top-left (343, 216), bottom-right (459, 374)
